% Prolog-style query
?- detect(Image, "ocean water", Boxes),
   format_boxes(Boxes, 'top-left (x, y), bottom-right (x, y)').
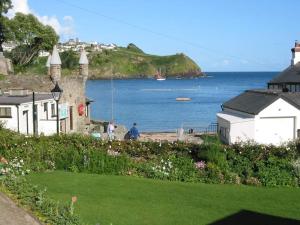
top-left (86, 72), bottom-right (277, 132)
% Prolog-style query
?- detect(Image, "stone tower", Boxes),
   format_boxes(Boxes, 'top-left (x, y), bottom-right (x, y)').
top-left (79, 49), bottom-right (89, 78)
top-left (50, 45), bottom-right (61, 83)
top-left (46, 53), bottom-right (51, 76)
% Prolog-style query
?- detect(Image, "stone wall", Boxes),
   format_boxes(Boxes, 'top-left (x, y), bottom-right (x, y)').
top-left (0, 53), bottom-right (13, 76)
top-left (59, 75), bottom-right (88, 134)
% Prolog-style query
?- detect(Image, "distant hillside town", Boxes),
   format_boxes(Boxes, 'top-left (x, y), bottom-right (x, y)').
top-left (2, 38), bottom-right (117, 57)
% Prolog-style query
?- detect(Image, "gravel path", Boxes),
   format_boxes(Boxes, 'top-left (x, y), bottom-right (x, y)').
top-left (0, 192), bottom-right (41, 225)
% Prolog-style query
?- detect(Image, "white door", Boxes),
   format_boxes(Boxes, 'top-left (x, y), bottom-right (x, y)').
top-left (256, 117), bottom-right (294, 145)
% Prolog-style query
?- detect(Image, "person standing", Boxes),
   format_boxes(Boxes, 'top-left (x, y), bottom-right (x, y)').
top-left (129, 123), bottom-right (140, 140)
top-left (107, 121), bottom-right (115, 140)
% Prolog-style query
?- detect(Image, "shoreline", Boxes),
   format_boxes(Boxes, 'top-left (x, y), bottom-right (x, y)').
top-left (140, 131), bottom-right (204, 144)
top-left (88, 73), bottom-right (206, 80)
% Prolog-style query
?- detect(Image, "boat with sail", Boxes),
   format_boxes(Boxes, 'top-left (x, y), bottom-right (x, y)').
top-left (155, 68), bottom-right (166, 81)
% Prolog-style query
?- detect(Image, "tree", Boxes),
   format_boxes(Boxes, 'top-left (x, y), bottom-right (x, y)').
top-left (6, 13), bottom-right (59, 66)
top-left (0, 0), bottom-right (12, 52)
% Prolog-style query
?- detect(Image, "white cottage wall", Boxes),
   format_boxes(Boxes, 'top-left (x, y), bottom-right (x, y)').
top-left (255, 98), bottom-right (300, 145)
top-left (0, 105), bottom-right (18, 131)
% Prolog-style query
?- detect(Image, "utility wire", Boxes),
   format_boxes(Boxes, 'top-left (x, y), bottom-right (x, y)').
top-left (53, 0), bottom-right (280, 67)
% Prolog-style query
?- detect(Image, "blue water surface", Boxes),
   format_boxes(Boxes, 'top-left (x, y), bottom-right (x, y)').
top-left (86, 72), bottom-right (277, 131)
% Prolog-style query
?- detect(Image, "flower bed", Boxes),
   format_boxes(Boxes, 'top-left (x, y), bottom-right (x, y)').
top-left (0, 128), bottom-right (299, 187)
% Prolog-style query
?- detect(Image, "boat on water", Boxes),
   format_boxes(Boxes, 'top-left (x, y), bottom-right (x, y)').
top-left (155, 68), bottom-right (166, 81)
top-left (176, 97), bottom-right (191, 101)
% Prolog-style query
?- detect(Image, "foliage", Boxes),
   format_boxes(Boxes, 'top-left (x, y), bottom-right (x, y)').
top-left (127, 43), bottom-right (144, 53)
top-left (61, 50), bottom-right (80, 70)
top-left (15, 43), bottom-right (202, 78)
top-left (0, 0), bottom-right (12, 51)
top-left (5, 13), bottom-right (58, 66)
top-left (1, 175), bottom-right (82, 225)
top-left (0, 128), bottom-right (299, 187)
top-left (0, 0), bottom-right (12, 15)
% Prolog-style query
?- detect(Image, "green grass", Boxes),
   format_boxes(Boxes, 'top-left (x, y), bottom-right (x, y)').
top-left (28, 171), bottom-right (300, 225)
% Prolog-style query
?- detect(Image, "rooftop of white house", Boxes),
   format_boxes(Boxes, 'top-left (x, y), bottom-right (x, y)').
top-left (268, 62), bottom-right (300, 84)
top-left (0, 93), bottom-right (53, 105)
top-left (222, 89), bottom-right (300, 115)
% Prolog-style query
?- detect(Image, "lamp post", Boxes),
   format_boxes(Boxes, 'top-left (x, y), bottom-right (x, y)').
top-left (51, 82), bottom-right (63, 135)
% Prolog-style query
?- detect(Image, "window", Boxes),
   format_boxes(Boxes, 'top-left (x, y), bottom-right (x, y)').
top-left (0, 107), bottom-right (12, 118)
top-left (44, 102), bottom-right (48, 120)
top-left (51, 103), bottom-right (56, 117)
top-left (219, 126), bottom-right (229, 139)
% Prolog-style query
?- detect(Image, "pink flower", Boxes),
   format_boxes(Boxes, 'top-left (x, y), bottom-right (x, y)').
top-left (195, 161), bottom-right (206, 170)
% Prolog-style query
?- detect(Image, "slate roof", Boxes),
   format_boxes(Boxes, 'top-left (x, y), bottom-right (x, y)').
top-left (0, 93), bottom-right (53, 105)
top-left (46, 54), bottom-right (52, 67)
top-left (79, 49), bottom-right (88, 65)
top-left (222, 89), bottom-right (300, 115)
top-left (50, 45), bottom-right (61, 65)
top-left (268, 62), bottom-right (300, 84)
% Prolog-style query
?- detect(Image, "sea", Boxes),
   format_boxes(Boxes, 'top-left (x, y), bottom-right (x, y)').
top-left (86, 72), bottom-right (277, 132)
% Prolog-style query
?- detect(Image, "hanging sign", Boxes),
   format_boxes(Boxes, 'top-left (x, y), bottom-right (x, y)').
top-left (59, 103), bottom-right (69, 119)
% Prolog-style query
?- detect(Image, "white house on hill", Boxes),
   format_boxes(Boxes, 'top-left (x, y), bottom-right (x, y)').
top-left (217, 41), bottom-right (300, 145)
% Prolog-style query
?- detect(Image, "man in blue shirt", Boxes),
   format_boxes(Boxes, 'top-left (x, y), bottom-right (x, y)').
top-left (129, 123), bottom-right (140, 140)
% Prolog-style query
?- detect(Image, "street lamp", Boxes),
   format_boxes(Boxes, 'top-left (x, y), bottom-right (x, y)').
top-left (51, 82), bottom-right (63, 134)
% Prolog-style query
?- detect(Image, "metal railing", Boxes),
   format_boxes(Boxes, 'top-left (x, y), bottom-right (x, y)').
top-left (182, 122), bottom-right (218, 134)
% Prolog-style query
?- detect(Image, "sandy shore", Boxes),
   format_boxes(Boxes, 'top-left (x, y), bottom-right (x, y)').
top-left (140, 132), bottom-right (203, 144)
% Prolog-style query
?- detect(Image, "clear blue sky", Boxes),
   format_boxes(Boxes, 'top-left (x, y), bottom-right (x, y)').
top-left (26, 0), bottom-right (300, 71)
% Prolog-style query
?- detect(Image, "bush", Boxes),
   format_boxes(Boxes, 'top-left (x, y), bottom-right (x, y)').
top-left (1, 176), bottom-right (82, 225)
top-left (0, 128), bottom-right (299, 187)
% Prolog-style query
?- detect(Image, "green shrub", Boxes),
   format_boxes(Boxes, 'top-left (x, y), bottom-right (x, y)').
top-left (1, 176), bottom-right (82, 225)
top-left (256, 156), bottom-right (297, 187)
top-left (0, 128), bottom-right (299, 187)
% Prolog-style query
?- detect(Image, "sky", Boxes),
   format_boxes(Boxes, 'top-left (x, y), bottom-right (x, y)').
top-left (6, 0), bottom-right (300, 72)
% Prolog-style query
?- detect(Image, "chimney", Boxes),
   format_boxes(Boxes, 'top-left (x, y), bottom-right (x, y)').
top-left (291, 40), bottom-right (300, 66)
top-left (46, 53), bottom-right (52, 76)
top-left (79, 48), bottom-right (89, 77)
top-left (50, 45), bottom-right (61, 83)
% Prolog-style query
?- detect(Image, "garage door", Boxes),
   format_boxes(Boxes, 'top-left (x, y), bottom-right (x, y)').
top-left (257, 117), bottom-right (294, 145)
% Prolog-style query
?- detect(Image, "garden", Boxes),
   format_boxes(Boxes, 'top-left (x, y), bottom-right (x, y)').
top-left (0, 128), bottom-right (300, 224)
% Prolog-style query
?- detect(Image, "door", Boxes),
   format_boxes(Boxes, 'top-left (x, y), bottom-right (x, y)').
top-left (257, 117), bottom-right (294, 145)
top-left (69, 106), bottom-right (73, 130)
top-left (60, 119), bottom-right (66, 133)
top-left (23, 110), bottom-right (29, 135)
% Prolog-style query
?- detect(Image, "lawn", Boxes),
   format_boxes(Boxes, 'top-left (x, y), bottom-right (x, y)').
top-left (28, 171), bottom-right (300, 225)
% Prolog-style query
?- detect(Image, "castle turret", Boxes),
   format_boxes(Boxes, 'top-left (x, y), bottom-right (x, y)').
top-left (46, 53), bottom-right (51, 76)
top-left (79, 49), bottom-right (89, 77)
top-left (291, 41), bottom-right (300, 66)
top-left (50, 45), bottom-right (61, 83)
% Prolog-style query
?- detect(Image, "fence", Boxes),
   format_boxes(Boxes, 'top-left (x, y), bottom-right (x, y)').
top-left (181, 122), bottom-right (218, 134)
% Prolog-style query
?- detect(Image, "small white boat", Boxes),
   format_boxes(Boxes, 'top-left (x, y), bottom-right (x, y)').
top-left (176, 97), bottom-right (191, 101)
top-left (155, 68), bottom-right (166, 81)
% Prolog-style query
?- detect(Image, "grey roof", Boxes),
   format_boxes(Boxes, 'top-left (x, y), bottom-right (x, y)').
top-left (79, 49), bottom-right (88, 64)
top-left (222, 90), bottom-right (279, 114)
top-left (46, 54), bottom-right (52, 67)
top-left (223, 89), bottom-right (300, 114)
top-left (268, 62), bottom-right (300, 84)
top-left (0, 93), bottom-right (53, 105)
top-left (50, 45), bottom-right (61, 65)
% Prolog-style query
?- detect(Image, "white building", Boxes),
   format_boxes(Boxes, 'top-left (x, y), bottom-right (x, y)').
top-left (217, 41), bottom-right (300, 145)
top-left (0, 90), bottom-right (57, 136)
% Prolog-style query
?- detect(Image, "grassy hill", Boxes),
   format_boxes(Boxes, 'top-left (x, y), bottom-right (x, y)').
top-left (15, 44), bottom-right (203, 79)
